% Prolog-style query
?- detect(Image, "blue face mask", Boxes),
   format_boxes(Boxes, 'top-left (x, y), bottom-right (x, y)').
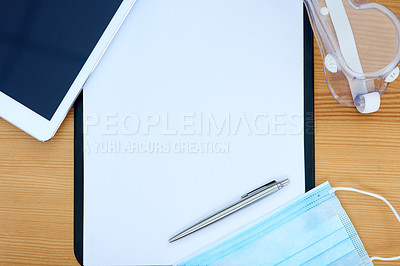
top-left (178, 182), bottom-right (400, 265)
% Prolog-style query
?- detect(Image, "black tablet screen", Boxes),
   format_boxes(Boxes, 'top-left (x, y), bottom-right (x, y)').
top-left (0, 0), bottom-right (123, 120)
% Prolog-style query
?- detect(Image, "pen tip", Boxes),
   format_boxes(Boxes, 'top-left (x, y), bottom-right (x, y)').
top-left (169, 233), bottom-right (185, 243)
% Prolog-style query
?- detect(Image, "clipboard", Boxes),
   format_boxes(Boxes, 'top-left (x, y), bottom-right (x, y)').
top-left (74, 4), bottom-right (315, 265)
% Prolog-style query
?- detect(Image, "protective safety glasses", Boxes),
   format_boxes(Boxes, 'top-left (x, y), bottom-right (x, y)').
top-left (305, 0), bottom-right (400, 113)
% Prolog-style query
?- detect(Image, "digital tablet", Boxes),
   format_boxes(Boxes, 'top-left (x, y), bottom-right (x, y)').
top-left (0, 0), bottom-right (135, 141)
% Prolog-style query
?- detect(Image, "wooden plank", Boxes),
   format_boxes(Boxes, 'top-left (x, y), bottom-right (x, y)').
top-left (0, 109), bottom-right (77, 265)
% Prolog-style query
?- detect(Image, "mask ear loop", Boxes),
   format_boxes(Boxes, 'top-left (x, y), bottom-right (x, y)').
top-left (330, 187), bottom-right (400, 262)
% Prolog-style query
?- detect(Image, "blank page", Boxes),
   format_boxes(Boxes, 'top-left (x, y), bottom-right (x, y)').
top-left (83, 0), bottom-right (305, 265)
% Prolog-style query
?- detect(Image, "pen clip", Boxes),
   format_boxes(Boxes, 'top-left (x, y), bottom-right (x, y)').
top-left (241, 180), bottom-right (277, 199)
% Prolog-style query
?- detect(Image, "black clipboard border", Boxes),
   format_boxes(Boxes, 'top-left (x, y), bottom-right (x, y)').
top-left (74, 91), bottom-right (84, 265)
top-left (303, 6), bottom-right (315, 192)
top-left (73, 7), bottom-right (315, 264)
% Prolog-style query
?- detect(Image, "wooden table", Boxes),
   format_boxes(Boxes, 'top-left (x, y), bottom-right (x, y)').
top-left (1, 3), bottom-right (400, 265)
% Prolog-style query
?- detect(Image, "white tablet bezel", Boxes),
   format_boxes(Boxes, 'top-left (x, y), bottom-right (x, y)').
top-left (0, 0), bottom-right (136, 141)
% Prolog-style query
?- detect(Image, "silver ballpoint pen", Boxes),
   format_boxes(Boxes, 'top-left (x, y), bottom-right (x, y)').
top-left (169, 178), bottom-right (290, 243)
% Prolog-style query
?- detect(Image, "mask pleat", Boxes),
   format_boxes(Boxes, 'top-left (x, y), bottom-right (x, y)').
top-left (300, 237), bottom-right (355, 265)
top-left (276, 227), bottom-right (349, 265)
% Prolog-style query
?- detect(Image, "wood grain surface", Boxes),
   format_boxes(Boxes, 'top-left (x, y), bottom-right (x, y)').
top-left (0, 109), bottom-right (76, 265)
top-left (1, 2), bottom-right (400, 265)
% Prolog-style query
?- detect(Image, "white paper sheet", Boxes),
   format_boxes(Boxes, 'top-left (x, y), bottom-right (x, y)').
top-left (83, 0), bottom-right (305, 265)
